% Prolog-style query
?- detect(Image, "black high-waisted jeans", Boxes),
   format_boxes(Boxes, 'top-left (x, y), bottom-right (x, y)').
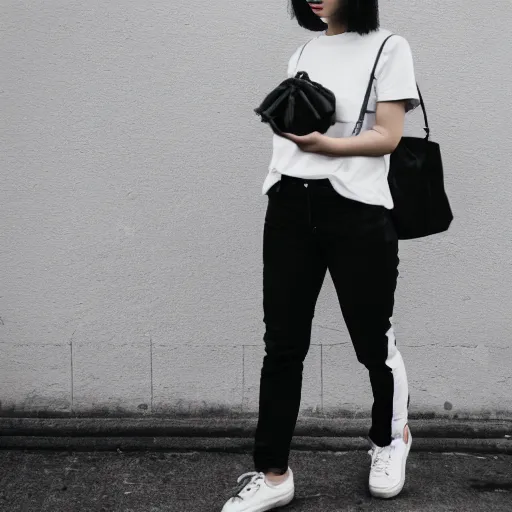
top-left (253, 174), bottom-right (410, 475)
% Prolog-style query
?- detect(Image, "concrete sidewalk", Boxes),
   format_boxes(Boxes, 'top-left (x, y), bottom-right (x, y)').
top-left (0, 448), bottom-right (511, 511)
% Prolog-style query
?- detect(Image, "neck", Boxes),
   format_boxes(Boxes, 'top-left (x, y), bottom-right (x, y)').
top-left (325, 23), bottom-right (348, 36)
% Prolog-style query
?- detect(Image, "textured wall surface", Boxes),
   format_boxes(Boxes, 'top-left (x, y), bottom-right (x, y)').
top-left (1, 0), bottom-right (511, 419)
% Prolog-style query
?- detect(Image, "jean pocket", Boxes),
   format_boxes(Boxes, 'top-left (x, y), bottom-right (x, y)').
top-left (266, 181), bottom-right (281, 197)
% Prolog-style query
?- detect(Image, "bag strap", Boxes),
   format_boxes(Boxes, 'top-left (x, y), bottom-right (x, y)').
top-left (293, 38), bottom-right (316, 76)
top-left (352, 34), bottom-right (430, 139)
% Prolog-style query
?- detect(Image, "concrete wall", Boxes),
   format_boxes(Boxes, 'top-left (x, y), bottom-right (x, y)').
top-left (1, 0), bottom-right (511, 420)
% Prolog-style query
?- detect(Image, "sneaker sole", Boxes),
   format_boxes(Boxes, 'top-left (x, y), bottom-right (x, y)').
top-left (240, 488), bottom-right (294, 512)
top-left (369, 432), bottom-right (412, 499)
top-left (222, 487), bottom-right (295, 512)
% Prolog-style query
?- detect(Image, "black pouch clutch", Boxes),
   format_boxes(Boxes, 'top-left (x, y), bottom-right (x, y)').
top-left (253, 40), bottom-right (336, 136)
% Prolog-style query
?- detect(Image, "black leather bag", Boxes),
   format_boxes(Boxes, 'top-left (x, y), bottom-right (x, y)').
top-left (253, 39), bottom-right (336, 136)
top-left (354, 34), bottom-right (454, 240)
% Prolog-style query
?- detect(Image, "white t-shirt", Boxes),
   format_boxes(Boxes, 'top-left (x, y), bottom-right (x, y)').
top-left (261, 28), bottom-right (420, 209)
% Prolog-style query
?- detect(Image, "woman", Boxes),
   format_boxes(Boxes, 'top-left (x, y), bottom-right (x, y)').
top-left (221, 1), bottom-right (419, 510)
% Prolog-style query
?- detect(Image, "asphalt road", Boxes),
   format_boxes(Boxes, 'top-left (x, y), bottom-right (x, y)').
top-left (0, 448), bottom-right (511, 511)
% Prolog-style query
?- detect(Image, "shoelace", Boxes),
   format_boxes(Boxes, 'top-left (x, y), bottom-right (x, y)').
top-left (368, 443), bottom-right (396, 475)
top-left (228, 471), bottom-right (264, 500)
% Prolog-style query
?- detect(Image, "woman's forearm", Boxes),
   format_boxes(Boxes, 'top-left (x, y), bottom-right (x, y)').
top-left (325, 125), bottom-right (400, 157)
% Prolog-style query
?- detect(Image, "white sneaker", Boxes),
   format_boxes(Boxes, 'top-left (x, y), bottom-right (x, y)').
top-left (220, 467), bottom-right (294, 512)
top-left (368, 425), bottom-right (412, 499)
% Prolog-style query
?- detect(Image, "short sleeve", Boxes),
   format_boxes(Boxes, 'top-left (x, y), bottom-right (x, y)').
top-left (375, 35), bottom-right (420, 113)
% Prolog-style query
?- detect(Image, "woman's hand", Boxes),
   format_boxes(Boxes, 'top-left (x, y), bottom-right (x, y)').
top-left (280, 131), bottom-right (335, 155)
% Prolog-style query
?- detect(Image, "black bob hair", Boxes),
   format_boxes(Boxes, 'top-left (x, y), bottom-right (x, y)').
top-left (288, 0), bottom-right (379, 35)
